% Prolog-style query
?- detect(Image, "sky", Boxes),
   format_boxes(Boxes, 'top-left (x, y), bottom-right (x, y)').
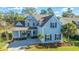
top-left (36, 7), bottom-right (79, 16)
top-left (0, 7), bottom-right (79, 16)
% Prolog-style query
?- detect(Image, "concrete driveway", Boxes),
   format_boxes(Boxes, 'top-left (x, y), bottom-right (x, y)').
top-left (8, 39), bottom-right (41, 48)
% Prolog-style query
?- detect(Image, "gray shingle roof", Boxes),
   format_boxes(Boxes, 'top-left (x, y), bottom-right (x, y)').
top-left (14, 21), bottom-right (25, 27)
top-left (40, 16), bottom-right (52, 27)
top-left (14, 14), bottom-right (54, 27)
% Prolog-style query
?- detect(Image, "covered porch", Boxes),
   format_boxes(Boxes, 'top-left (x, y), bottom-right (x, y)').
top-left (12, 27), bottom-right (38, 40)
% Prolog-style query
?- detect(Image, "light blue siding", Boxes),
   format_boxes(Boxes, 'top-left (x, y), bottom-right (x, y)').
top-left (39, 16), bottom-right (61, 43)
top-left (25, 15), bottom-right (38, 27)
top-left (12, 15), bottom-right (62, 47)
top-left (12, 31), bottom-right (20, 38)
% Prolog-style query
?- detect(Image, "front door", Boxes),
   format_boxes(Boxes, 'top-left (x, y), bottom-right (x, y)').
top-left (33, 30), bottom-right (37, 36)
top-left (27, 31), bottom-right (31, 38)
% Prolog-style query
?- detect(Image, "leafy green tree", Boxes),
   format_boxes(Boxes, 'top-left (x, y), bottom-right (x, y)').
top-left (22, 7), bottom-right (36, 15)
top-left (40, 9), bottom-right (47, 14)
top-left (5, 10), bottom-right (15, 23)
top-left (67, 8), bottom-right (72, 13)
top-left (0, 12), bottom-right (3, 21)
top-left (62, 23), bottom-right (77, 41)
top-left (62, 12), bottom-right (69, 17)
top-left (2, 11), bottom-right (14, 41)
top-left (2, 14), bottom-right (9, 41)
top-left (62, 8), bottom-right (75, 17)
top-left (47, 7), bottom-right (54, 16)
top-left (14, 13), bottom-right (24, 21)
top-left (37, 33), bottom-right (44, 39)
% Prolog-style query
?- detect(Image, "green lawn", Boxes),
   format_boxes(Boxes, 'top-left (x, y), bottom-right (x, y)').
top-left (0, 43), bottom-right (8, 51)
top-left (0, 38), bottom-right (8, 51)
top-left (26, 46), bottom-right (79, 51)
top-left (26, 37), bottom-right (79, 51)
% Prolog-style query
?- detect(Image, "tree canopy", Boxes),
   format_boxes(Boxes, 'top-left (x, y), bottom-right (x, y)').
top-left (14, 13), bottom-right (24, 21)
top-left (47, 7), bottom-right (54, 16)
top-left (62, 23), bottom-right (77, 38)
top-left (40, 9), bottom-right (47, 14)
top-left (62, 8), bottom-right (75, 17)
top-left (22, 7), bottom-right (36, 15)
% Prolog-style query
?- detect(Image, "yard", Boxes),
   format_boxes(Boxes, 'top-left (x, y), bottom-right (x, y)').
top-left (0, 30), bottom-right (79, 51)
top-left (0, 43), bottom-right (8, 51)
top-left (26, 45), bottom-right (79, 51)
top-left (25, 37), bottom-right (79, 51)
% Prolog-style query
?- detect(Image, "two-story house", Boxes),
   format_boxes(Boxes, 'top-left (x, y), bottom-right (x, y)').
top-left (9, 14), bottom-right (62, 48)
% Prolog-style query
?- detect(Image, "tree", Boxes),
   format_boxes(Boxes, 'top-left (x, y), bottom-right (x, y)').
top-left (0, 12), bottom-right (4, 33)
top-left (22, 7), bottom-right (36, 15)
top-left (62, 8), bottom-right (75, 17)
top-left (62, 23), bottom-right (77, 41)
top-left (2, 11), bottom-right (15, 41)
top-left (62, 12), bottom-right (69, 17)
top-left (47, 7), bottom-right (54, 16)
top-left (67, 8), bottom-right (72, 13)
top-left (14, 13), bottom-right (24, 21)
top-left (7, 10), bottom-right (14, 23)
top-left (2, 14), bottom-right (9, 41)
top-left (0, 12), bottom-right (3, 21)
top-left (40, 9), bottom-right (47, 14)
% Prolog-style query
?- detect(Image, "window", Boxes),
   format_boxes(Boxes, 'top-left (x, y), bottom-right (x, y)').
top-left (33, 23), bottom-right (35, 26)
top-left (55, 22), bottom-right (57, 28)
top-left (55, 34), bottom-right (61, 40)
top-left (13, 31), bottom-right (19, 38)
top-left (33, 30), bottom-right (36, 35)
top-left (20, 31), bottom-right (27, 38)
top-left (33, 30), bottom-right (37, 36)
top-left (45, 34), bottom-right (52, 41)
top-left (20, 31), bottom-right (26, 35)
top-left (50, 22), bottom-right (57, 28)
top-left (50, 23), bottom-right (54, 28)
top-left (27, 23), bottom-right (29, 26)
top-left (27, 16), bottom-right (33, 19)
top-left (27, 31), bottom-right (31, 36)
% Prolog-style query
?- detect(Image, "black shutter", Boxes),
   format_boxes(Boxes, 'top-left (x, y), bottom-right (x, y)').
top-left (55, 34), bottom-right (56, 40)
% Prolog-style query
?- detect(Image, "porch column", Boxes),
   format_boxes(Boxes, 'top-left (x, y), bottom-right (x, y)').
top-left (18, 31), bottom-right (21, 38)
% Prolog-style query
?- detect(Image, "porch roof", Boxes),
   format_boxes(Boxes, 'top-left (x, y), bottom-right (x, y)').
top-left (12, 27), bottom-right (29, 31)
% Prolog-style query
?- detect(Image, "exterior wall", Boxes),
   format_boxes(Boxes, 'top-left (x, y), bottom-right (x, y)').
top-left (39, 16), bottom-right (61, 43)
top-left (12, 31), bottom-right (20, 38)
top-left (12, 29), bottom-right (38, 39)
top-left (25, 16), bottom-right (38, 27)
top-left (12, 15), bottom-right (61, 44)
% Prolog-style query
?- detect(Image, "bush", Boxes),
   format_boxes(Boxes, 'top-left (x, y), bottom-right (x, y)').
top-left (8, 33), bottom-right (12, 39)
top-left (1, 32), bottom-right (6, 38)
top-left (70, 35), bottom-right (79, 40)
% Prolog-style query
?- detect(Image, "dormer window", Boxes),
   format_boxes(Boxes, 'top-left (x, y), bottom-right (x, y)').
top-left (27, 15), bottom-right (33, 20)
top-left (27, 23), bottom-right (29, 26)
top-left (33, 23), bottom-right (35, 26)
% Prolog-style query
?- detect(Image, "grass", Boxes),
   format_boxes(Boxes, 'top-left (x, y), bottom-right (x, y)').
top-left (0, 38), bottom-right (7, 42)
top-left (0, 29), bottom-right (5, 33)
top-left (26, 46), bottom-right (79, 51)
top-left (0, 43), bottom-right (8, 51)
top-left (0, 38), bottom-right (8, 51)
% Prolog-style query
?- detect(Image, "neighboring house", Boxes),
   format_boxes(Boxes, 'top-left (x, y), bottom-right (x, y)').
top-left (10, 15), bottom-right (62, 47)
top-left (60, 17), bottom-right (79, 35)
top-left (60, 17), bottom-right (79, 25)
